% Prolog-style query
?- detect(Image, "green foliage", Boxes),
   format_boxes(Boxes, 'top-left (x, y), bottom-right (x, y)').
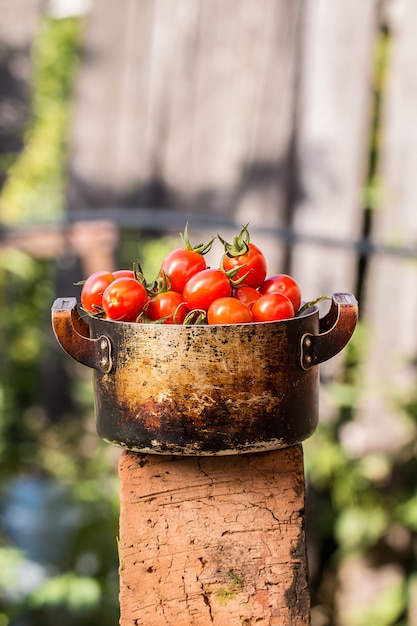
top-left (0, 546), bottom-right (28, 591)
top-left (117, 228), bottom-right (179, 281)
top-left (335, 505), bottom-right (389, 553)
top-left (305, 321), bottom-right (417, 625)
top-left (0, 15), bottom-right (82, 226)
top-left (0, 247), bottom-right (120, 625)
top-left (344, 578), bottom-right (406, 626)
top-left (0, 250), bottom-right (55, 469)
top-left (30, 573), bottom-right (101, 613)
top-left (0, 13), bottom-right (120, 626)
top-left (138, 235), bottom-right (179, 279)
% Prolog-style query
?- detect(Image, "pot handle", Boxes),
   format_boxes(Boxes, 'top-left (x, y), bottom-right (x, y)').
top-left (300, 292), bottom-right (358, 370)
top-left (51, 298), bottom-right (113, 373)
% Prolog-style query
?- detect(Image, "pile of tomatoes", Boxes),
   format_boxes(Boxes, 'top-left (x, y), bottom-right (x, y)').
top-left (80, 224), bottom-right (304, 325)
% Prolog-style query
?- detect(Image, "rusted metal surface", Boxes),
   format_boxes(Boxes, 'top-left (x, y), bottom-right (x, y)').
top-left (52, 298), bottom-right (113, 373)
top-left (51, 293), bottom-right (358, 455)
top-left (299, 292), bottom-right (358, 370)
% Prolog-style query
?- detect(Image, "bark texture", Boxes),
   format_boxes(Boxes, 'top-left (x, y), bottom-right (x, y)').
top-left (118, 446), bottom-right (310, 625)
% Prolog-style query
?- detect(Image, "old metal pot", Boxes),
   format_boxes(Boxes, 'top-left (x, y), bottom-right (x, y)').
top-left (51, 292), bottom-right (357, 455)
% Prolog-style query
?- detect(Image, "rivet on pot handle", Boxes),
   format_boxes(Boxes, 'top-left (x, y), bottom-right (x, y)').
top-left (300, 292), bottom-right (358, 370)
top-left (51, 298), bottom-right (113, 374)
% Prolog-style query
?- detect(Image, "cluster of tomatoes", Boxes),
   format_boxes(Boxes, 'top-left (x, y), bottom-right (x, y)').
top-left (80, 224), bottom-right (303, 325)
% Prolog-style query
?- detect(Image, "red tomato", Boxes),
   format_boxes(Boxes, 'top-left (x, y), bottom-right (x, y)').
top-left (222, 242), bottom-right (267, 289)
top-left (183, 269), bottom-right (232, 311)
top-left (160, 248), bottom-right (206, 294)
top-left (113, 269), bottom-right (135, 279)
top-left (102, 277), bottom-right (148, 322)
top-left (233, 286), bottom-right (262, 310)
top-left (251, 292), bottom-right (294, 322)
top-left (207, 297), bottom-right (252, 325)
top-left (146, 291), bottom-right (189, 324)
top-left (259, 274), bottom-right (302, 313)
top-left (81, 271), bottom-right (115, 313)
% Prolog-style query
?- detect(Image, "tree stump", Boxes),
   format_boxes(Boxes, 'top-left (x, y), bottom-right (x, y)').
top-left (118, 446), bottom-right (310, 625)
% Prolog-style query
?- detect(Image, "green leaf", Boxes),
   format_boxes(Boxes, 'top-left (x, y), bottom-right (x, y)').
top-left (343, 574), bottom-right (405, 626)
top-left (335, 505), bottom-right (388, 552)
top-left (30, 573), bottom-right (101, 612)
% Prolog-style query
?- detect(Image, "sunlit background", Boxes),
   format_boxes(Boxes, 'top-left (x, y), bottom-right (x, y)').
top-left (1, 1), bottom-right (417, 625)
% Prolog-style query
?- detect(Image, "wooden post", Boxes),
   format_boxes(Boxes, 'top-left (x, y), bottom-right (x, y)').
top-left (118, 446), bottom-right (310, 625)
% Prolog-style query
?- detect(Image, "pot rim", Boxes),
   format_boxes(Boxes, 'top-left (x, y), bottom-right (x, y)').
top-left (85, 302), bottom-right (318, 331)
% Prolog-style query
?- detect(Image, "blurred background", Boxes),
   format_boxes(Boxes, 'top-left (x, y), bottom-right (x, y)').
top-left (0, 0), bottom-right (417, 624)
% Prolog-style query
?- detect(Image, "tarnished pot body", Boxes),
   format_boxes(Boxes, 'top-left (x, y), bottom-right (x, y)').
top-left (52, 293), bottom-right (358, 455)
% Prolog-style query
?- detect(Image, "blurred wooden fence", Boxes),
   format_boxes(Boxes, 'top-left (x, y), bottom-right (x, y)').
top-left (61, 0), bottom-right (416, 460)
top-left (2, 2), bottom-right (417, 455)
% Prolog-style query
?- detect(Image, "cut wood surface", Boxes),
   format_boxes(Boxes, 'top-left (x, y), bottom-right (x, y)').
top-left (118, 446), bottom-right (310, 625)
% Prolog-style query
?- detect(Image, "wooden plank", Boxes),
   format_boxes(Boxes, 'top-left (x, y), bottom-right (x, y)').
top-left (290, 0), bottom-right (378, 302)
top-left (66, 0), bottom-right (304, 272)
top-left (287, 0), bottom-right (378, 395)
top-left (66, 0), bottom-right (155, 208)
top-left (231, 0), bottom-right (304, 272)
top-left (169, 0), bottom-right (304, 271)
top-left (347, 0), bottom-right (417, 455)
top-left (118, 446), bottom-right (310, 625)
top-left (0, 0), bottom-right (42, 45)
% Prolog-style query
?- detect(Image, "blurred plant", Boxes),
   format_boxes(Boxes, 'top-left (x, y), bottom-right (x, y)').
top-left (117, 228), bottom-right (179, 281)
top-left (0, 11), bottom-right (120, 626)
top-left (0, 246), bottom-right (120, 626)
top-left (304, 17), bottom-right (417, 626)
top-left (304, 321), bottom-right (417, 626)
top-left (0, 249), bottom-right (55, 471)
top-left (0, 15), bottom-right (82, 226)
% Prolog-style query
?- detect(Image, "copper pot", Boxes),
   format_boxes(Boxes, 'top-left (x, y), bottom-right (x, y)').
top-left (51, 293), bottom-right (357, 455)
